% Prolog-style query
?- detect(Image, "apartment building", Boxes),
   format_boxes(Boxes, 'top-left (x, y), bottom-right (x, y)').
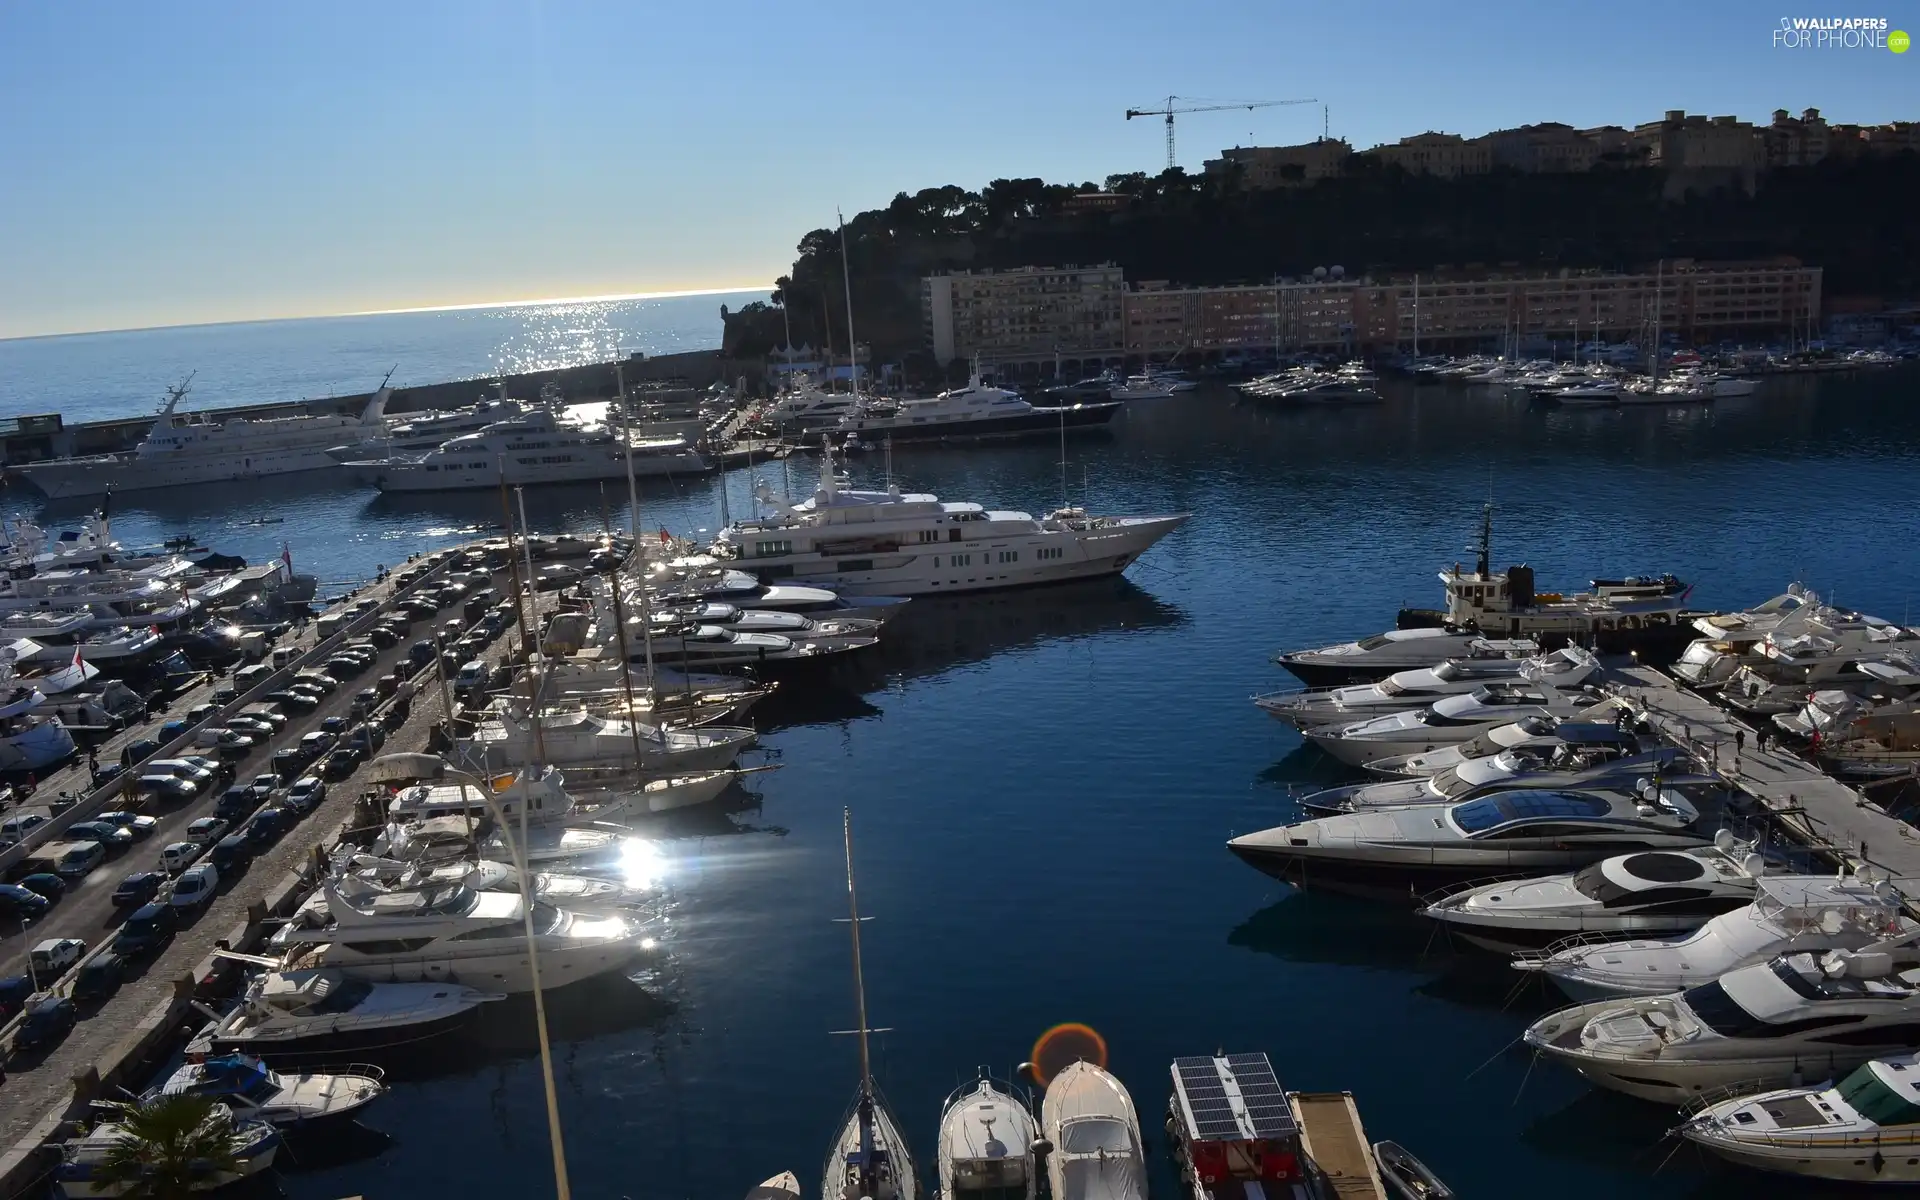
top-left (1362, 132), bottom-right (1492, 178)
top-left (1632, 110), bottom-right (1765, 170)
top-left (925, 262), bottom-right (1822, 369)
top-left (1203, 138), bottom-right (1353, 188)
top-left (921, 264), bottom-right (1126, 365)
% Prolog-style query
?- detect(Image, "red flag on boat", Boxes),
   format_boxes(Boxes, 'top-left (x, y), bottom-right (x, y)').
top-left (72, 642), bottom-right (83, 669)
top-left (658, 527), bottom-right (670, 545)
top-left (282, 542), bottom-right (293, 571)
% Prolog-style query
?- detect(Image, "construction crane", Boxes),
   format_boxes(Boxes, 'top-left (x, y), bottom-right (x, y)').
top-left (1125, 96), bottom-right (1319, 171)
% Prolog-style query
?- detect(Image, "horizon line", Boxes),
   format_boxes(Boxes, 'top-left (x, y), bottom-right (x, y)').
top-left (0, 283), bottom-right (775, 344)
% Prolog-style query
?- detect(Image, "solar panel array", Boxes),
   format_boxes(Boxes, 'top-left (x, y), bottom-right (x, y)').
top-left (1224, 1053), bottom-right (1299, 1139)
top-left (1172, 1056), bottom-right (1245, 1141)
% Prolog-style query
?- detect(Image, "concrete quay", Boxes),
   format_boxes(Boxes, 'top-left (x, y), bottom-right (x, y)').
top-left (1607, 664), bottom-right (1920, 886)
top-left (0, 541), bottom-right (511, 1192)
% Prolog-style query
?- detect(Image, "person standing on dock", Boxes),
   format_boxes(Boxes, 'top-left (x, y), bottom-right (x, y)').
top-left (1734, 727), bottom-right (1745, 768)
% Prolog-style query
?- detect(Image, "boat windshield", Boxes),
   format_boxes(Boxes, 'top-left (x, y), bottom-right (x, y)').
top-left (1355, 635), bottom-right (1399, 651)
top-left (1433, 771), bottom-right (1481, 799)
top-left (1837, 1064), bottom-right (1920, 1125)
top-left (1376, 678), bottom-right (1407, 697)
top-left (306, 977), bottom-right (375, 1015)
top-left (1451, 791), bottom-right (1610, 834)
top-left (1433, 662), bottom-right (1466, 682)
top-left (1061, 1118), bottom-right (1132, 1154)
top-left (1570, 863), bottom-right (1633, 904)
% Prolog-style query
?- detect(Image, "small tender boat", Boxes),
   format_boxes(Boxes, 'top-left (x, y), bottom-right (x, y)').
top-left (153, 1053), bottom-right (385, 1126)
top-left (55, 1108), bottom-right (281, 1197)
top-left (1040, 1061), bottom-right (1145, 1200)
top-left (1373, 1140), bottom-right (1455, 1199)
top-left (936, 1074), bottom-right (1040, 1199)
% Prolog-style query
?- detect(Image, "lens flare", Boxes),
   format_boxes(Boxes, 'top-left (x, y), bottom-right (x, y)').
top-left (618, 837), bottom-right (666, 891)
top-left (1028, 1023), bottom-right (1108, 1086)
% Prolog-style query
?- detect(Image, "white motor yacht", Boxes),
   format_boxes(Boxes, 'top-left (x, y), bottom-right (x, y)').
top-left (16, 377), bottom-right (393, 499)
top-left (340, 852), bottom-right (630, 907)
top-left (1514, 873), bottom-right (1917, 1001)
top-left (1720, 612), bottom-right (1920, 715)
top-left (1361, 707), bottom-right (1635, 778)
top-left (0, 683), bottom-right (76, 772)
top-left (1258, 646), bottom-right (1598, 730)
top-left (366, 409), bottom-right (708, 492)
top-left (637, 566), bottom-right (911, 621)
top-left (1040, 1061), bottom-right (1146, 1200)
top-left (189, 967), bottom-right (503, 1059)
top-left (457, 705), bottom-right (757, 773)
top-left (696, 451), bottom-right (1187, 597)
top-left (1525, 949), bottom-right (1920, 1103)
top-left (55, 1108), bottom-right (280, 1197)
top-left (328, 392), bottom-right (530, 464)
top-left (935, 1075), bottom-right (1040, 1200)
top-left (153, 1053), bottom-right (386, 1126)
top-left (1678, 1053), bottom-right (1920, 1183)
top-left (371, 814), bottom-right (624, 867)
top-left (639, 622), bottom-right (879, 671)
top-left (1302, 687), bottom-right (1602, 768)
top-left (1109, 370), bottom-right (1194, 400)
top-left (1421, 832), bottom-right (1770, 952)
top-left (1299, 745), bottom-right (1687, 815)
top-left (1545, 381), bottom-right (1624, 406)
top-left (1671, 585), bottom-right (1824, 688)
top-left (278, 877), bottom-right (649, 993)
top-left (643, 600), bottom-right (881, 643)
top-left (1273, 630), bottom-right (1540, 689)
top-left (836, 373), bottom-right (1120, 443)
top-left (1227, 783), bottom-right (1706, 896)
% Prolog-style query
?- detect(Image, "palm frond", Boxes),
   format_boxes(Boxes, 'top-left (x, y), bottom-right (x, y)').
top-left (94, 1093), bottom-right (248, 1200)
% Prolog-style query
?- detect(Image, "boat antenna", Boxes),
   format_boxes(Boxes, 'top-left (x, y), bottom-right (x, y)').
top-left (1058, 404), bottom-right (1068, 511)
top-left (840, 806), bottom-right (875, 1091)
top-left (380, 364), bottom-right (397, 389)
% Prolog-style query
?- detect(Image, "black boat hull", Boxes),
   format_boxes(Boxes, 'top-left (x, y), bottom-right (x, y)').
top-left (208, 1007), bottom-right (479, 1065)
top-left (1395, 608), bottom-right (1700, 666)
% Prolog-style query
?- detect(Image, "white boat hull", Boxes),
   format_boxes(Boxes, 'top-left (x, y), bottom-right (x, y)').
top-left (372, 448), bottom-right (707, 492)
top-left (17, 446), bottom-right (345, 499)
top-left (781, 516), bottom-right (1187, 597)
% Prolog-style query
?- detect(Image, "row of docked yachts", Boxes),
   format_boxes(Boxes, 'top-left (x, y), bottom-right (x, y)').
top-left (760, 813), bottom-right (1451, 1200)
top-left (1415, 357), bottom-right (1762, 405)
top-left (1233, 362), bottom-right (1381, 405)
top-left (1238, 581), bottom-right (1920, 1184)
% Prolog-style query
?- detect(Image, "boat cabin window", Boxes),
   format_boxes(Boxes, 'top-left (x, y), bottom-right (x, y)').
top-left (1061, 1118), bottom-right (1132, 1154)
top-left (1838, 1064), bottom-right (1920, 1125)
top-left (753, 540), bottom-right (793, 558)
top-left (1451, 791), bottom-right (1610, 833)
top-left (339, 937), bottom-right (437, 956)
top-left (1681, 978), bottom-right (1865, 1038)
top-left (306, 977), bottom-right (376, 1013)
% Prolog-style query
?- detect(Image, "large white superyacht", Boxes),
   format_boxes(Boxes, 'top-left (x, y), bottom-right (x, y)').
top-left (14, 376), bottom-right (395, 499)
top-left (366, 408), bottom-right (708, 492)
top-left (687, 450), bottom-right (1188, 596)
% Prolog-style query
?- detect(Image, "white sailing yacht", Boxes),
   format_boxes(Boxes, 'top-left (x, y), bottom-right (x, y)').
top-left (823, 808), bottom-right (918, 1200)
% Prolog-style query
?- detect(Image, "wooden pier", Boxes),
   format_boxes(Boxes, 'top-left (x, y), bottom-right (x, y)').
top-left (1607, 664), bottom-right (1920, 888)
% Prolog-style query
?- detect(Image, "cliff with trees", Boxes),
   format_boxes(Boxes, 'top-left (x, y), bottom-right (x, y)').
top-left (721, 153), bottom-right (1919, 370)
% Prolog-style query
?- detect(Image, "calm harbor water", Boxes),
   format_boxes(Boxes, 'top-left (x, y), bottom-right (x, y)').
top-left (0, 292), bottom-right (767, 423)
top-left (7, 321), bottom-right (1920, 1198)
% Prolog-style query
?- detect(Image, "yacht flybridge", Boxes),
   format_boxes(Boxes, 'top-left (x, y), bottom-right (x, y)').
top-left (16, 376), bottom-right (395, 499)
top-left (702, 450), bottom-right (1187, 597)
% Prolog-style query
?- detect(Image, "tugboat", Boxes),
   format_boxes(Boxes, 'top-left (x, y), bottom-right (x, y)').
top-left (1394, 503), bottom-right (1697, 663)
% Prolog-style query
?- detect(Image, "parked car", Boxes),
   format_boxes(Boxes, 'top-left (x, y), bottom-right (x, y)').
top-left (113, 902), bottom-right (177, 956)
top-left (535, 564), bottom-right (583, 591)
top-left (0, 812), bottom-right (47, 840)
top-left (181, 755), bottom-right (237, 789)
top-left (226, 715), bottom-right (276, 738)
top-left (349, 688), bottom-right (380, 718)
top-left (348, 723), bottom-right (385, 754)
top-left (365, 625), bottom-right (399, 648)
top-left (71, 953), bottom-right (124, 1003)
top-left (264, 688), bottom-right (319, 713)
top-left (186, 702), bottom-right (218, 723)
top-left (210, 834), bottom-right (253, 875)
top-left (215, 786), bottom-right (261, 822)
top-left (111, 871), bottom-right (165, 907)
top-left (50, 841), bottom-right (105, 878)
top-left (409, 640), bottom-right (438, 666)
top-left (149, 758), bottom-right (215, 790)
top-left (286, 683), bottom-right (328, 705)
top-left (320, 716), bottom-right (349, 735)
top-left (245, 807), bottom-right (290, 848)
top-left (136, 774), bottom-right (198, 805)
top-left (299, 731), bottom-right (336, 758)
top-left (67, 820), bottom-right (133, 850)
top-left (242, 705), bottom-right (289, 731)
top-left (119, 737), bottom-right (163, 768)
top-left (247, 773), bottom-right (282, 802)
top-left (0, 883), bottom-right (50, 920)
top-left (185, 817), bottom-right (229, 846)
top-left (271, 748), bottom-right (306, 782)
top-left (28, 937), bottom-right (86, 977)
top-left (15, 873), bottom-right (66, 901)
top-left (293, 671), bottom-right (339, 694)
top-left (321, 748), bottom-right (361, 781)
top-left (0, 976), bottom-right (35, 1019)
top-left (98, 811), bottom-right (159, 840)
top-left (209, 682), bottom-right (239, 705)
top-left (283, 776), bottom-right (326, 814)
top-left (159, 841), bottom-right (203, 873)
top-left (15, 993), bottom-right (77, 1051)
top-left (169, 863), bottom-right (219, 915)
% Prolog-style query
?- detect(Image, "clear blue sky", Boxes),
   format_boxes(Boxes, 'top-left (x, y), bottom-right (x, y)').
top-left (1, 0), bottom-right (1911, 338)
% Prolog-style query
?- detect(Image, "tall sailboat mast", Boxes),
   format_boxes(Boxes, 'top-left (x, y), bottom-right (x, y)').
top-left (842, 806), bottom-right (873, 1090)
top-left (839, 210), bottom-right (860, 404)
